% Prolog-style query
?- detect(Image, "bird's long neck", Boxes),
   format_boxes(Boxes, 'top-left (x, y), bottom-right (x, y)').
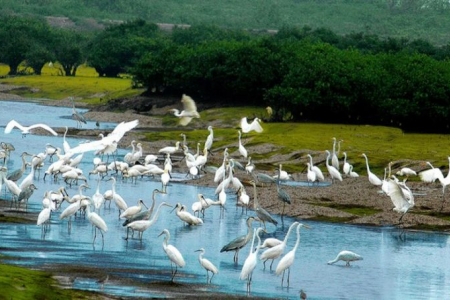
top-left (293, 226), bottom-right (302, 252)
top-left (254, 230), bottom-right (263, 253)
top-left (252, 183), bottom-right (258, 207)
top-left (152, 203), bottom-right (166, 223)
top-left (248, 229), bottom-right (256, 254)
top-left (364, 155), bottom-right (370, 173)
top-left (283, 223), bottom-right (297, 244)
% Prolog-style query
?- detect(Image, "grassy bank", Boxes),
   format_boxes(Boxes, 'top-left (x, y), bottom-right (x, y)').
top-left (0, 258), bottom-right (104, 299)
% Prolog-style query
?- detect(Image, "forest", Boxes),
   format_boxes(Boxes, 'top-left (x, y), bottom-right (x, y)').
top-left (1, 1), bottom-right (450, 133)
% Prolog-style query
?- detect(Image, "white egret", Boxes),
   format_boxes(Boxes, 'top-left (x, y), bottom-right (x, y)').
top-left (161, 163), bottom-right (171, 193)
top-left (169, 94), bottom-right (200, 126)
top-left (342, 152), bottom-right (351, 175)
top-left (325, 150), bottom-right (342, 183)
top-left (60, 197), bottom-right (83, 233)
top-left (86, 203), bottom-right (108, 246)
top-left (396, 167), bottom-right (417, 178)
top-left (4, 120), bottom-right (58, 137)
top-left (386, 177), bottom-right (415, 224)
top-left (362, 153), bottom-right (382, 186)
top-left (328, 250), bottom-right (363, 266)
top-left (204, 125), bottom-right (214, 154)
top-left (306, 154), bottom-right (325, 182)
top-left (158, 228), bottom-right (186, 282)
top-left (104, 177), bottom-right (128, 215)
top-left (276, 165), bottom-right (291, 216)
top-left (195, 248), bottom-right (219, 284)
top-left (236, 186), bottom-right (250, 213)
top-left (238, 130), bottom-right (248, 158)
top-left (240, 227), bottom-right (265, 293)
top-left (260, 222), bottom-right (299, 270)
top-left (260, 237), bottom-right (282, 249)
top-left (158, 141), bottom-right (181, 155)
top-left (275, 223), bottom-right (310, 287)
top-left (245, 156), bottom-right (255, 174)
top-left (349, 165), bottom-right (359, 178)
top-left (306, 162), bottom-right (317, 185)
top-left (331, 137), bottom-right (340, 170)
top-left (240, 117), bottom-right (263, 133)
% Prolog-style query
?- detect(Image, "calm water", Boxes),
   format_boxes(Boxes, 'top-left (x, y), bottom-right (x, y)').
top-left (0, 100), bottom-right (449, 300)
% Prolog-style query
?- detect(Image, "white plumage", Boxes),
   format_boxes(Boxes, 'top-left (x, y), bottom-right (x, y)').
top-left (240, 117), bottom-right (263, 133)
top-left (328, 250), bottom-right (363, 266)
top-left (5, 120), bottom-right (58, 136)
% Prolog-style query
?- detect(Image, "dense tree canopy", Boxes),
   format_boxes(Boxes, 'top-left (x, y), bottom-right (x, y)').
top-left (1, 16), bottom-right (450, 132)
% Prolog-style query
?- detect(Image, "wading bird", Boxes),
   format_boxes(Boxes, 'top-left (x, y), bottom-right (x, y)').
top-left (220, 216), bottom-right (256, 263)
top-left (195, 248), bottom-right (219, 284)
top-left (240, 227), bottom-right (265, 294)
top-left (327, 250), bottom-right (363, 266)
top-left (275, 223), bottom-right (310, 287)
top-left (325, 150), bottom-right (343, 183)
top-left (362, 153), bottom-right (382, 186)
top-left (158, 229), bottom-right (186, 282)
top-left (260, 221), bottom-right (299, 270)
top-left (250, 180), bottom-right (278, 229)
top-left (125, 202), bottom-right (172, 240)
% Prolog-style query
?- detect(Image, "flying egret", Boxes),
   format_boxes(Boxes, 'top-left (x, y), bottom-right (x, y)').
top-left (327, 250), bottom-right (363, 266)
top-left (195, 248), bottom-right (219, 284)
top-left (158, 228), bottom-right (186, 282)
top-left (386, 177), bottom-right (415, 225)
top-left (362, 153), bottom-right (383, 186)
top-left (240, 227), bottom-right (265, 293)
top-left (169, 94), bottom-right (200, 126)
top-left (240, 117), bottom-right (263, 134)
top-left (4, 120), bottom-right (58, 137)
top-left (260, 221), bottom-right (299, 270)
top-left (275, 223), bottom-right (310, 287)
top-left (220, 216), bottom-right (256, 263)
top-left (325, 150), bottom-right (343, 183)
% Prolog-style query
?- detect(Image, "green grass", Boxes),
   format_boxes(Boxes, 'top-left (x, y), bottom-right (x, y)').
top-left (0, 260), bottom-right (96, 299)
top-left (0, 64), bottom-right (144, 103)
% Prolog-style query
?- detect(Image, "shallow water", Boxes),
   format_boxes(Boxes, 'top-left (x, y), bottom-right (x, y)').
top-left (0, 101), bottom-right (449, 300)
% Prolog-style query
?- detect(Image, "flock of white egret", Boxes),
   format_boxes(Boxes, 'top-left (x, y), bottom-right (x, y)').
top-left (1, 96), bottom-right (445, 298)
